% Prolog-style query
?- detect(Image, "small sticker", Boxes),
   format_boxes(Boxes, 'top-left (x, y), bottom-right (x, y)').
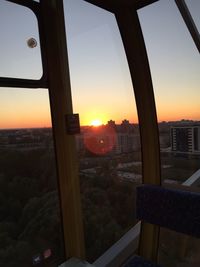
top-left (65, 114), bottom-right (80, 135)
top-left (43, 248), bottom-right (52, 259)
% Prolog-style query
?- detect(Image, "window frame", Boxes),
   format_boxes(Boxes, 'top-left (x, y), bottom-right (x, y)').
top-left (0, 0), bottom-right (48, 88)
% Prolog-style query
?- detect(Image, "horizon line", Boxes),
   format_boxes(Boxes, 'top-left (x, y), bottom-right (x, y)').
top-left (1, 119), bottom-right (200, 131)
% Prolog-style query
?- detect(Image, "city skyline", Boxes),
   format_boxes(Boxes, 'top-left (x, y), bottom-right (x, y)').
top-left (0, 0), bottom-right (199, 129)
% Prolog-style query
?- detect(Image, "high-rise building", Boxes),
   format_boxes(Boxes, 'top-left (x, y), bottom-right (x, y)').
top-left (171, 125), bottom-right (200, 154)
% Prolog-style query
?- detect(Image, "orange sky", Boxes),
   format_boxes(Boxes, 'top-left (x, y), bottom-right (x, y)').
top-left (0, 85), bottom-right (200, 130)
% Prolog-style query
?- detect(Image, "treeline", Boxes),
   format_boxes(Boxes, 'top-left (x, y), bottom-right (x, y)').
top-left (0, 148), bottom-right (138, 265)
top-left (80, 161), bottom-right (138, 261)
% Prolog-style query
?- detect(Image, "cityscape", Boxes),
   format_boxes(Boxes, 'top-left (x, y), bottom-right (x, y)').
top-left (1, 118), bottom-right (200, 266)
top-left (1, 119), bottom-right (200, 187)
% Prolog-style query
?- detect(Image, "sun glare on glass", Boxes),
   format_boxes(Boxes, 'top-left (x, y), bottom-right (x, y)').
top-left (90, 119), bottom-right (102, 127)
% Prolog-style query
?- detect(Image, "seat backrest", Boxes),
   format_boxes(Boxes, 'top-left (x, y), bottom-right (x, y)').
top-left (136, 184), bottom-right (200, 238)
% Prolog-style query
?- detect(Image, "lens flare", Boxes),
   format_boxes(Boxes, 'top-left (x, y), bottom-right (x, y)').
top-left (84, 126), bottom-right (117, 155)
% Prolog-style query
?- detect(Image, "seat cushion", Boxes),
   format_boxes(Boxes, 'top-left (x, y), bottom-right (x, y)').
top-left (136, 184), bottom-right (200, 238)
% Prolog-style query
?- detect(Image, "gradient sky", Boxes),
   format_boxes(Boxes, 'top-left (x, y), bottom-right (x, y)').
top-left (0, 0), bottom-right (199, 129)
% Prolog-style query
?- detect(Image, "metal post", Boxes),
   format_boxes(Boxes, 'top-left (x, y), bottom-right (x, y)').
top-left (115, 8), bottom-right (161, 262)
top-left (40, 0), bottom-right (85, 259)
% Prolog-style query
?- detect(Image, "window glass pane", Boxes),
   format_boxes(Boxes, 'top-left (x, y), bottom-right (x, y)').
top-left (139, 0), bottom-right (200, 266)
top-left (64, 0), bottom-right (141, 262)
top-left (138, 0), bottom-right (200, 187)
top-left (0, 1), bottom-right (43, 79)
top-left (0, 88), bottom-right (65, 267)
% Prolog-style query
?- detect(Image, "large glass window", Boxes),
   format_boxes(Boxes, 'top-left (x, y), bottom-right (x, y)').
top-left (139, 0), bottom-right (200, 266)
top-left (138, 0), bottom-right (200, 187)
top-left (0, 89), bottom-right (65, 267)
top-left (64, 0), bottom-right (142, 262)
top-left (0, 1), bottom-right (65, 266)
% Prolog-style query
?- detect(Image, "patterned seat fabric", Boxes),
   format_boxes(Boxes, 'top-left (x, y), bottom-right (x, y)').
top-left (123, 185), bottom-right (200, 267)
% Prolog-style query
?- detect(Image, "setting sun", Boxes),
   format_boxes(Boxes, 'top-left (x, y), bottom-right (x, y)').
top-left (90, 119), bottom-right (102, 127)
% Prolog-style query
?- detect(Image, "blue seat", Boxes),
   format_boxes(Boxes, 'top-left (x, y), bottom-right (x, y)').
top-left (136, 184), bottom-right (200, 238)
top-left (123, 184), bottom-right (200, 267)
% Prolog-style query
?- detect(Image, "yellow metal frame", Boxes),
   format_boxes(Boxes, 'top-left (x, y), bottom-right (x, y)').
top-left (115, 6), bottom-right (161, 263)
top-left (1, 0), bottom-right (163, 263)
top-left (40, 0), bottom-right (85, 259)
